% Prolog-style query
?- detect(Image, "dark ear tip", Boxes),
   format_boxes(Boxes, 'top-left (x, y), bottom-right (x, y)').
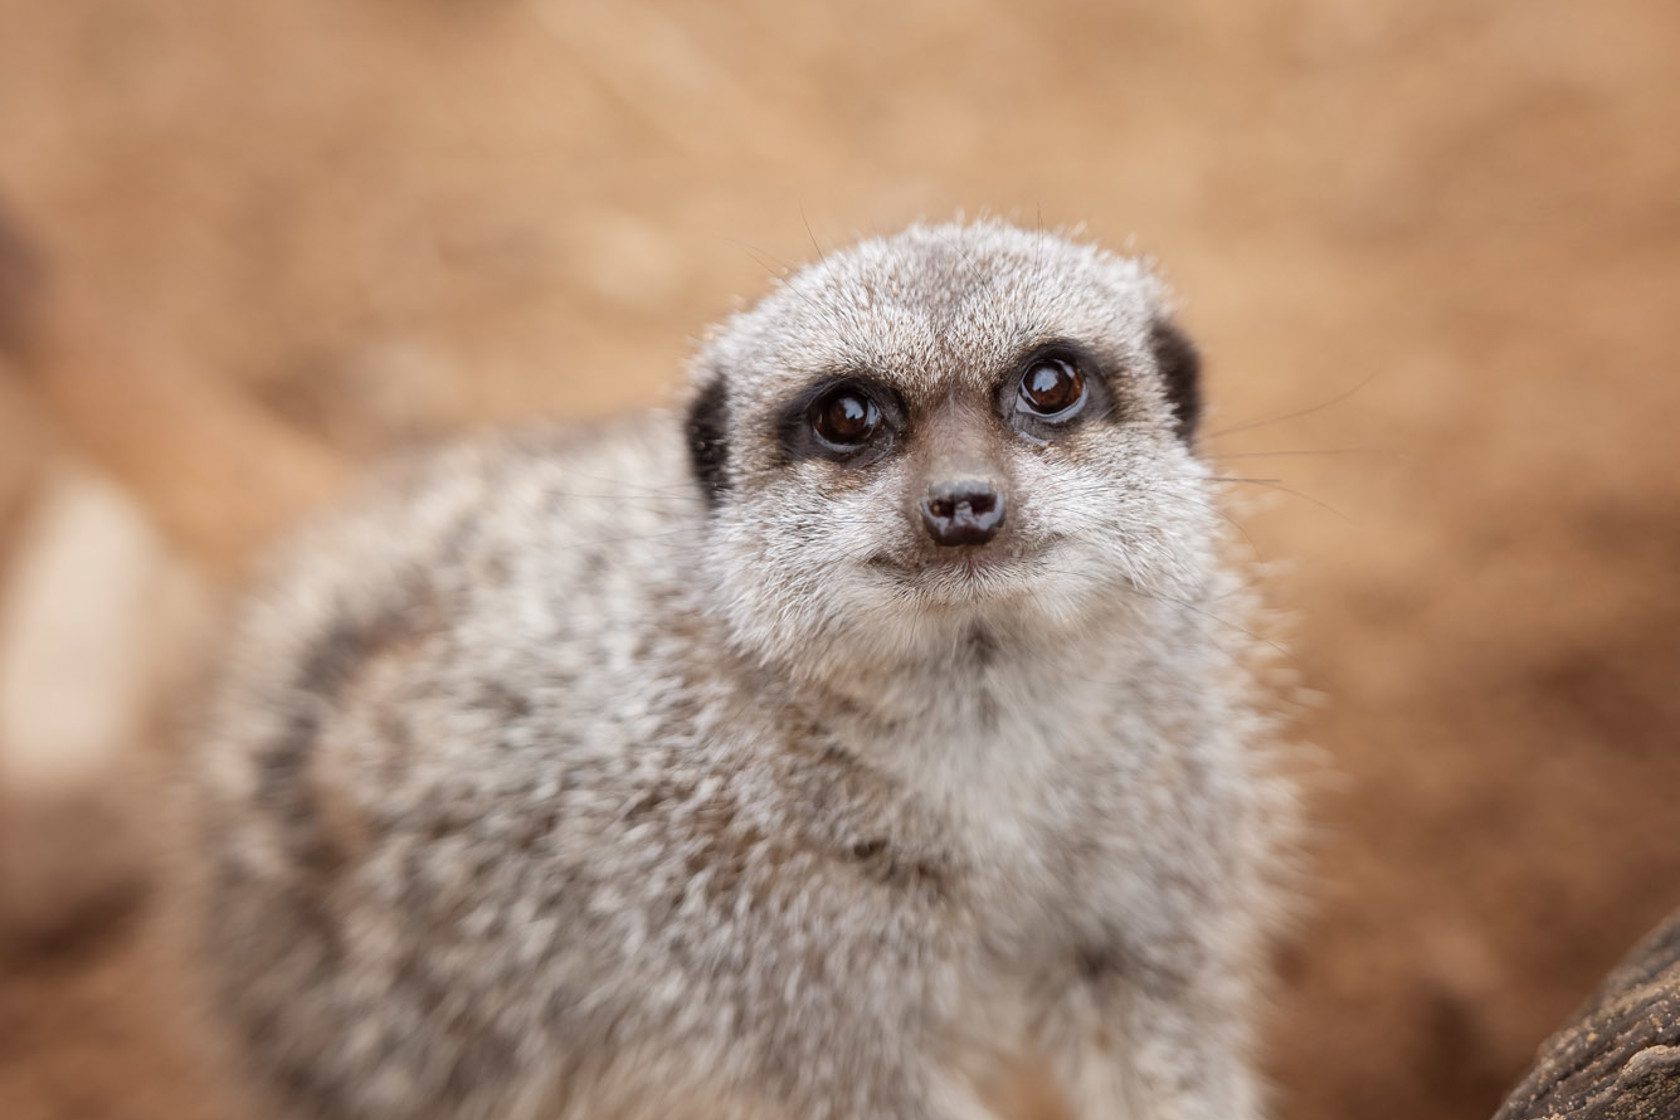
top-left (1149, 319), bottom-right (1202, 442)
top-left (686, 374), bottom-right (731, 507)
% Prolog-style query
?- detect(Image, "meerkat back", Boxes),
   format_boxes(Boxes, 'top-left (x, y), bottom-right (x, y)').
top-left (184, 221), bottom-right (1292, 1120)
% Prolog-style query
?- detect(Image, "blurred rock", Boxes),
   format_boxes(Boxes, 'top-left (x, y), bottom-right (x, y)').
top-left (1494, 908), bottom-right (1680, 1120)
top-left (0, 465), bottom-right (208, 796)
top-left (0, 463), bottom-right (212, 948)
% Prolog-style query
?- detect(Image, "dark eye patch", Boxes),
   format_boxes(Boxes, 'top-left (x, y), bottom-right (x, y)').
top-left (998, 329), bottom-right (1200, 446)
top-left (777, 375), bottom-right (906, 467)
top-left (998, 341), bottom-right (1116, 443)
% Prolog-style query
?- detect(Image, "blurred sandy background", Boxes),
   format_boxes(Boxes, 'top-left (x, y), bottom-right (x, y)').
top-left (2, 1), bottom-right (1679, 1118)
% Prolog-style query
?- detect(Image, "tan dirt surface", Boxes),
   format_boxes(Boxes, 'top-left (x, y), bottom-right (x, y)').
top-left (2, 2), bottom-right (1679, 1119)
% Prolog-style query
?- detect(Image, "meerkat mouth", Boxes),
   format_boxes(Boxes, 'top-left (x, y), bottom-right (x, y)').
top-left (866, 544), bottom-right (1047, 587)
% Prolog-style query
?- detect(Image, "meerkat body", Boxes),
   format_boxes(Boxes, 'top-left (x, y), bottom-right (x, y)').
top-left (186, 222), bottom-right (1291, 1120)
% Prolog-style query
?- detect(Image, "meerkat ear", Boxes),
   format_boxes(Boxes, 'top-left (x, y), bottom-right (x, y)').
top-left (1149, 318), bottom-right (1201, 442)
top-left (687, 373), bottom-right (731, 506)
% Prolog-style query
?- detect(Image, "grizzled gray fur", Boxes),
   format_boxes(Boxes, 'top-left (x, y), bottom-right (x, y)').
top-left (183, 221), bottom-right (1295, 1120)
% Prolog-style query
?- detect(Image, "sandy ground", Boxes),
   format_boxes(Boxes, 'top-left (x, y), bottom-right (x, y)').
top-left (2, 2), bottom-right (1679, 1118)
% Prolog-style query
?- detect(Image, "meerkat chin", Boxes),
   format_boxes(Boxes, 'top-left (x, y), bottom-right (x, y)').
top-left (181, 220), bottom-right (1294, 1120)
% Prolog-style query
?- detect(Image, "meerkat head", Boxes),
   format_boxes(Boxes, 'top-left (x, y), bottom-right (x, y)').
top-left (686, 221), bottom-right (1218, 677)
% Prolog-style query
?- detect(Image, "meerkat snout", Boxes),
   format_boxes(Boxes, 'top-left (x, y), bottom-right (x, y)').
top-left (915, 402), bottom-right (1010, 547)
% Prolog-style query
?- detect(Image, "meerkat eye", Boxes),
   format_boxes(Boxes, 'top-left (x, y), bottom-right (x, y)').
top-left (1017, 358), bottom-right (1086, 418)
top-left (779, 378), bottom-right (903, 466)
top-left (811, 388), bottom-right (883, 450)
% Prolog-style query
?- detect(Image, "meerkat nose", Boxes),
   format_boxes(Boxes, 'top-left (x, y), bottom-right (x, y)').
top-left (921, 478), bottom-right (1006, 547)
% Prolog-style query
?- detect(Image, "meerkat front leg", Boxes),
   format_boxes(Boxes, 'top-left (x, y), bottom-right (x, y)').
top-left (1126, 989), bottom-right (1260, 1120)
top-left (1087, 987), bottom-right (1260, 1120)
top-left (1038, 970), bottom-right (1259, 1120)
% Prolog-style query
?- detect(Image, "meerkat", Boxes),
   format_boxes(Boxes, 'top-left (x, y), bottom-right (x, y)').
top-left (182, 220), bottom-right (1294, 1120)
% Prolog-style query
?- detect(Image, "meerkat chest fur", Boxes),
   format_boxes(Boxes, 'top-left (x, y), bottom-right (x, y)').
top-left (741, 588), bottom-right (1245, 958)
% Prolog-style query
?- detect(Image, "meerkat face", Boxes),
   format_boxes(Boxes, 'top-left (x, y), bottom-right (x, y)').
top-left (688, 221), bottom-right (1219, 672)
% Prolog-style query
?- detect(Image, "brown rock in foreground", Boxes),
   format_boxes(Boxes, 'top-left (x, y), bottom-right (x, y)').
top-left (1495, 910), bottom-right (1680, 1120)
